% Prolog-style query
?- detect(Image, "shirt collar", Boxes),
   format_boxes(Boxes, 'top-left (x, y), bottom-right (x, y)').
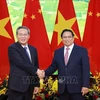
top-left (21, 44), bottom-right (28, 48)
top-left (64, 43), bottom-right (74, 50)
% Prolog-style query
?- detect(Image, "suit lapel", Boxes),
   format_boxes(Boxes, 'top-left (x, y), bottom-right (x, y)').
top-left (16, 42), bottom-right (25, 55)
top-left (28, 45), bottom-right (34, 64)
top-left (67, 44), bottom-right (77, 66)
top-left (60, 47), bottom-right (65, 66)
top-left (16, 42), bottom-right (31, 63)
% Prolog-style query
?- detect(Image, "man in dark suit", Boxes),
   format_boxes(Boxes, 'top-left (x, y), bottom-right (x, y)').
top-left (43, 29), bottom-right (90, 100)
top-left (8, 26), bottom-right (43, 100)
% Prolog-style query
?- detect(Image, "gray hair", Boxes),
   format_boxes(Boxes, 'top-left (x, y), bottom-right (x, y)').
top-left (16, 26), bottom-right (30, 35)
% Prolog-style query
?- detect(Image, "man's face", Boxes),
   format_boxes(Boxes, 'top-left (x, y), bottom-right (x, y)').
top-left (16, 28), bottom-right (30, 45)
top-left (62, 31), bottom-right (74, 47)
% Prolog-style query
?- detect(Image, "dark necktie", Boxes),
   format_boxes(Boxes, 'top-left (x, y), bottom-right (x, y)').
top-left (64, 48), bottom-right (70, 65)
top-left (24, 46), bottom-right (31, 61)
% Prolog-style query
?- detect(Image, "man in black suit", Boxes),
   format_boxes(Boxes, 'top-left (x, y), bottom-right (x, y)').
top-left (43, 29), bottom-right (90, 100)
top-left (8, 26), bottom-right (43, 100)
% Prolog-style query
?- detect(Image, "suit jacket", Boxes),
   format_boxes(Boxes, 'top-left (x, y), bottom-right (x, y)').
top-left (45, 44), bottom-right (90, 94)
top-left (8, 42), bottom-right (40, 92)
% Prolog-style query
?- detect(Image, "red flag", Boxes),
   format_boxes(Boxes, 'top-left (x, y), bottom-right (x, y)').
top-left (51, 0), bottom-right (81, 53)
top-left (82, 0), bottom-right (100, 75)
top-left (0, 0), bottom-right (14, 80)
top-left (22, 0), bottom-right (52, 69)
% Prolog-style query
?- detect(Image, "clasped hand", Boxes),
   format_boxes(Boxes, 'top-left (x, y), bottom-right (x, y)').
top-left (36, 69), bottom-right (45, 79)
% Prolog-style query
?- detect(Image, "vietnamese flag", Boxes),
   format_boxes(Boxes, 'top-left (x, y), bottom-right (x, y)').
top-left (51, 0), bottom-right (81, 53)
top-left (0, 0), bottom-right (14, 80)
top-left (22, 0), bottom-right (52, 69)
top-left (82, 0), bottom-right (100, 75)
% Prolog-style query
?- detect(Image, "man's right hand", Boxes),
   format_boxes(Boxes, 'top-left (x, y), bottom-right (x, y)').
top-left (36, 69), bottom-right (45, 79)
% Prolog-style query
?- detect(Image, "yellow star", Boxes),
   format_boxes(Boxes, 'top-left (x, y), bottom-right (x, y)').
top-left (38, 9), bottom-right (42, 14)
top-left (54, 11), bottom-right (78, 44)
top-left (88, 11), bottom-right (93, 16)
top-left (96, 12), bottom-right (100, 17)
top-left (31, 14), bottom-right (35, 20)
top-left (0, 17), bottom-right (11, 39)
top-left (24, 13), bottom-right (27, 18)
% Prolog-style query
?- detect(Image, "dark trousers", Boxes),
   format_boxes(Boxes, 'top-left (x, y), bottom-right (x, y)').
top-left (59, 85), bottom-right (85, 100)
top-left (8, 86), bottom-right (33, 100)
top-left (59, 92), bottom-right (85, 100)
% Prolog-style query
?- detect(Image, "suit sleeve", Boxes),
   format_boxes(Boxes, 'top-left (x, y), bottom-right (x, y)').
top-left (45, 51), bottom-right (58, 76)
top-left (8, 46), bottom-right (38, 76)
top-left (32, 49), bottom-right (40, 87)
top-left (82, 48), bottom-right (90, 88)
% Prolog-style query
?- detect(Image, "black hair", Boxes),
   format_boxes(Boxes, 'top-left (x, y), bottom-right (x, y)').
top-left (61, 29), bottom-right (74, 38)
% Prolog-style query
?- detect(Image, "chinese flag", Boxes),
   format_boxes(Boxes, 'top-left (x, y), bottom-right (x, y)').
top-left (82, 0), bottom-right (100, 75)
top-left (0, 0), bottom-right (14, 80)
top-left (22, 0), bottom-right (52, 69)
top-left (51, 0), bottom-right (81, 53)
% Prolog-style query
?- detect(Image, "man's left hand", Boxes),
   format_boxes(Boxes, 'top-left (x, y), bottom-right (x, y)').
top-left (81, 87), bottom-right (89, 96)
top-left (33, 87), bottom-right (39, 94)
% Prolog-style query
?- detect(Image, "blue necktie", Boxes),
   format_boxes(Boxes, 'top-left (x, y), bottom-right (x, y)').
top-left (24, 47), bottom-right (31, 61)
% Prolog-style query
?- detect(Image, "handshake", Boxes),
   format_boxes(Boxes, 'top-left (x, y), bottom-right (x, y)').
top-left (36, 69), bottom-right (45, 79)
